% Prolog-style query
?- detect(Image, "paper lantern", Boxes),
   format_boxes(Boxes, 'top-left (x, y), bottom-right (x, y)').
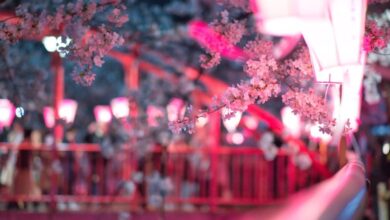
top-left (60, 99), bottom-right (78, 124)
top-left (302, 0), bottom-right (367, 83)
top-left (43, 107), bottom-right (55, 128)
top-left (0, 99), bottom-right (15, 128)
top-left (222, 107), bottom-right (242, 133)
top-left (111, 97), bottom-right (129, 119)
top-left (252, 0), bottom-right (367, 83)
top-left (94, 105), bottom-right (112, 124)
top-left (166, 98), bottom-right (186, 122)
top-left (251, 0), bottom-right (327, 36)
top-left (147, 105), bottom-right (164, 127)
top-left (43, 99), bottom-right (78, 128)
top-left (310, 124), bottom-right (332, 143)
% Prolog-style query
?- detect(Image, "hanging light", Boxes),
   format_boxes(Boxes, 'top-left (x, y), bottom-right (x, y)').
top-left (94, 105), bottom-right (112, 124)
top-left (281, 106), bottom-right (301, 137)
top-left (243, 115), bottom-right (258, 130)
top-left (309, 124), bottom-right (332, 143)
top-left (43, 99), bottom-right (78, 128)
top-left (166, 98), bottom-right (186, 122)
top-left (110, 97), bottom-right (129, 119)
top-left (0, 99), bottom-right (15, 128)
top-left (253, 0), bottom-right (367, 133)
top-left (250, 0), bottom-right (326, 36)
top-left (196, 115), bottom-right (209, 128)
top-left (298, 0), bottom-right (367, 132)
top-left (147, 105), bottom-right (164, 127)
top-left (43, 107), bottom-right (55, 128)
top-left (222, 107), bottom-right (242, 133)
top-left (60, 99), bottom-right (78, 124)
top-left (302, 0), bottom-right (367, 83)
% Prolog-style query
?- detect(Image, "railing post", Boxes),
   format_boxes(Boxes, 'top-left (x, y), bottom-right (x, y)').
top-left (209, 111), bottom-right (221, 212)
top-left (50, 52), bottom-right (64, 211)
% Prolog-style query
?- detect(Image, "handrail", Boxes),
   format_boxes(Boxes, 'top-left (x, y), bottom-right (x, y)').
top-left (240, 159), bottom-right (366, 220)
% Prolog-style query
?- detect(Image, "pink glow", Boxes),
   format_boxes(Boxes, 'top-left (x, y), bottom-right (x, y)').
top-left (166, 98), bottom-right (185, 122)
top-left (243, 116), bottom-right (258, 130)
top-left (251, 0), bottom-right (326, 36)
top-left (222, 107), bottom-right (242, 133)
top-left (273, 35), bottom-right (301, 59)
top-left (147, 105), bottom-right (164, 127)
top-left (332, 69), bottom-right (364, 132)
top-left (195, 116), bottom-right (208, 128)
top-left (310, 124), bottom-right (332, 143)
top-left (43, 107), bottom-right (55, 128)
top-left (300, 0), bottom-right (366, 83)
top-left (110, 97), bottom-right (129, 118)
top-left (0, 99), bottom-right (15, 128)
top-left (60, 99), bottom-right (78, 124)
top-left (188, 20), bottom-right (246, 60)
top-left (94, 105), bottom-right (112, 124)
top-left (281, 106), bottom-right (301, 138)
top-left (231, 132), bottom-right (244, 145)
top-left (43, 99), bottom-right (78, 128)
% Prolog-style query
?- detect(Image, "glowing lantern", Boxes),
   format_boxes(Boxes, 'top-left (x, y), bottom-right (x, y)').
top-left (294, 0), bottom-right (367, 130)
top-left (310, 124), bottom-right (332, 143)
top-left (196, 115), bottom-right (208, 128)
top-left (243, 116), bottom-right (258, 130)
top-left (252, 0), bottom-right (367, 82)
top-left (302, 0), bottom-right (367, 83)
top-left (252, 0), bottom-right (367, 133)
top-left (94, 105), bottom-right (112, 124)
top-left (60, 99), bottom-right (78, 124)
top-left (43, 107), bottom-right (55, 128)
top-left (281, 106), bottom-right (301, 137)
top-left (110, 97), bottom-right (129, 119)
top-left (0, 99), bottom-right (15, 128)
top-left (222, 107), bottom-right (242, 133)
top-left (251, 0), bottom-right (326, 36)
top-left (147, 105), bottom-right (164, 127)
top-left (166, 98), bottom-right (186, 122)
top-left (43, 99), bottom-right (78, 128)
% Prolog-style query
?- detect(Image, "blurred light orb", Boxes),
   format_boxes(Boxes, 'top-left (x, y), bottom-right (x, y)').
top-left (232, 132), bottom-right (244, 145)
top-left (383, 142), bottom-right (390, 155)
top-left (243, 116), bottom-right (258, 130)
top-left (42, 36), bottom-right (72, 55)
top-left (42, 36), bottom-right (57, 52)
top-left (15, 107), bottom-right (25, 118)
top-left (195, 116), bottom-right (208, 128)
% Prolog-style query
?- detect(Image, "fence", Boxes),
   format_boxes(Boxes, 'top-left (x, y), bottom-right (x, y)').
top-left (0, 143), bottom-right (330, 211)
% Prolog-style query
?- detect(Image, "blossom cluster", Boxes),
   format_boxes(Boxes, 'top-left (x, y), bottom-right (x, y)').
top-left (282, 89), bottom-right (336, 134)
top-left (196, 11), bottom-right (247, 69)
top-left (0, 0), bottom-right (128, 86)
top-left (170, 40), bottom-right (321, 134)
top-left (363, 18), bottom-right (389, 53)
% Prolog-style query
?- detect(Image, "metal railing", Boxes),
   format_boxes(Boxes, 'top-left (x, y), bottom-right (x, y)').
top-left (0, 143), bottom-right (330, 211)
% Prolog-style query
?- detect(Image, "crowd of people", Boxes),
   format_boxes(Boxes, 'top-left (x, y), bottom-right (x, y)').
top-left (0, 120), bottom-right (370, 214)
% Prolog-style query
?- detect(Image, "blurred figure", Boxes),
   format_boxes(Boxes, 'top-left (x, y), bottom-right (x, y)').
top-left (12, 129), bottom-right (41, 210)
top-left (377, 180), bottom-right (390, 220)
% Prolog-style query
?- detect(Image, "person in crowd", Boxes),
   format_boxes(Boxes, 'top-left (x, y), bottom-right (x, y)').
top-left (377, 179), bottom-right (390, 220)
top-left (11, 129), bottom-right (41, 210)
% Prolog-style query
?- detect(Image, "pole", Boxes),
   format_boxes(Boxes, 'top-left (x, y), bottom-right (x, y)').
top-left (209, 111), bottom-right (221, 212)
top-left (50, 52), bottom-right (64, 211)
